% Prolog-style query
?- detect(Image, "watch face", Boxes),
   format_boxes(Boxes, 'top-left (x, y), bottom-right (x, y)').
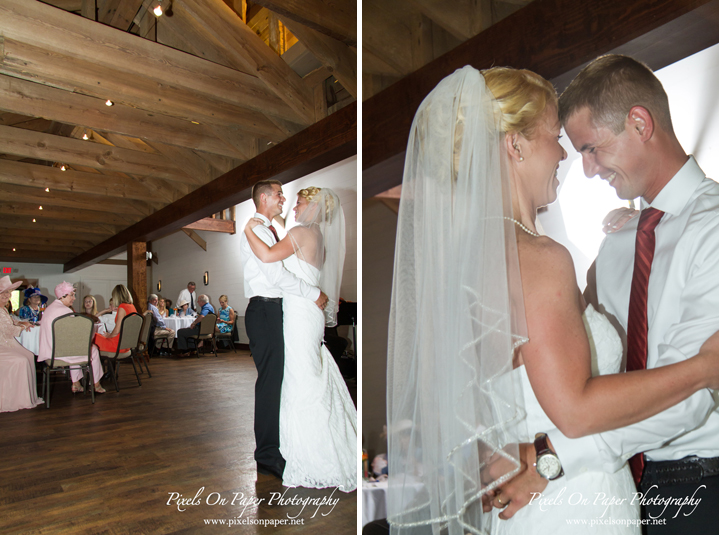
top-left (537, 454), bottom-right (562, 479)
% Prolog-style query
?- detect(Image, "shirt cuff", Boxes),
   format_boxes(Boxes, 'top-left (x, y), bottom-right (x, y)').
top-left (546, 429), bottom-right (607, 480)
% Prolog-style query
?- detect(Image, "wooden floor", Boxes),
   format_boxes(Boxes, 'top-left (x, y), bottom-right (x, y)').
top-left (0, 350), bottom-right (358, 534)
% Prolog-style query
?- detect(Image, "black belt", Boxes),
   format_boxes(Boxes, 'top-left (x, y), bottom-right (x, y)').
top-left (250, 296), bottom-right (282, 304)
top-left (641, 456), bottom-right (719, 488)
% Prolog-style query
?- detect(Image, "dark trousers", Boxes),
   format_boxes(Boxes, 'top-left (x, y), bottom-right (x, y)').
top-left (176, 325), bottom-right (200, 350)
top-left (245, 299), bottom-right (285, 467)
top-left (641, 473), bottom-right (719, 534)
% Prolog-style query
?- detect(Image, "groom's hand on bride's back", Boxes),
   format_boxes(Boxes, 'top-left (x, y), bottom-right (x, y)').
top-left (315, 291), bottom-right (328, 310)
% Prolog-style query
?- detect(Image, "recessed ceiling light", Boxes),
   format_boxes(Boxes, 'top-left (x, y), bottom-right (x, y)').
top-left (105, 100), bottom-right (113, 106)
top-left (45, 188), bottom-right (50, 192)
top-left (39, 206), bottom-right (43, 210)
top-left (82, 133), bottom-right (89, 140)
top-left (32, 219), bottom-right (36, 223)
top-left (12, 248), bottom-right (16, 252)
top-left (60, 165), bottom-right (66, 171)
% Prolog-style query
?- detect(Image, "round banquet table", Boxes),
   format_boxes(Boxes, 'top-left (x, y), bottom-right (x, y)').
top-left (163, 316), bottom-right (194, 337)
top-left (362, 480), bottom-right (388, 528)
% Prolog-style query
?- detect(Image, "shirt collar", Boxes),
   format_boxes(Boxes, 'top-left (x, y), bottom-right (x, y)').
top-left (254, 212), bottom-right (271, 226)
top-left (642, 155), bottom-right (704, 215)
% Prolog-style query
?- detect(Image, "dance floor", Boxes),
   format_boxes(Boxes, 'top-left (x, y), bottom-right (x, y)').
top-left (0, 350), bottom-right (358, 534)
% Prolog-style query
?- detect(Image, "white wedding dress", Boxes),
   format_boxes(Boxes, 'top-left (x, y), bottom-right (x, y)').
top-left (279, 254), bottom-right (357, 492)
top-left (492, 305), bottom-right (640, 534)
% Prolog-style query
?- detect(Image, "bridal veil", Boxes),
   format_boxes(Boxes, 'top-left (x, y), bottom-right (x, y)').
top-left (387, 66), bottom-right (528, 534)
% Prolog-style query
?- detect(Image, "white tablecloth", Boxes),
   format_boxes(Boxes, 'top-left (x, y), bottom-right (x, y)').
top-left (16, 323), bottom-right (103, 355)
top-left (15, 326), bottom-right (40, 355)
top-left (362, 480), bottom-right (388, 527)
top-left (164, 316), bottom-right (194, 337)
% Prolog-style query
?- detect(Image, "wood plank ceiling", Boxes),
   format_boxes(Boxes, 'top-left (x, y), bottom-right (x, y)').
top-left (0, 0), bottom-right (356, 265)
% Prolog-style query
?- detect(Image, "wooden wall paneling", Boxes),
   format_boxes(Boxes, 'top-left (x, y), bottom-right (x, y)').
top-left (64, 101), bottom-right (356, 272)
top-left (363, 0), bottom-right (719, 198)
top-left (252, 0), bottom-right (357, 46)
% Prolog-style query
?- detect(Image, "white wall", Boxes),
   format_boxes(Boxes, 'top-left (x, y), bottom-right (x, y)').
top-left (4, 262), bottom-right (127, 310)
top-left (151, 156), bottom-right (357, 315)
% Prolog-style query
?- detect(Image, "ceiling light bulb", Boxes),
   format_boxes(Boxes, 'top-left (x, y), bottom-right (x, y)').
top-left (45, 188), bottom-right (50, 192)
top-left (32, 219), bottom-right (36, 223)
top-left (39, 206), bottom-right (43, 210)
top-left (105, 100), bottom-right (113, 106)
top-left (153, 4), bottom-right (163, 16)
top-left (82, 133), bottom-right (89, 140)
top-left (12, 248), bottom-right (16, 252)
top-left (61, 165), bottom-right (66, 171)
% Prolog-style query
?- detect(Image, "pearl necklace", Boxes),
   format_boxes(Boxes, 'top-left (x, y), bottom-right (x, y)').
top-left (504, 217), bottom-right (540, 237)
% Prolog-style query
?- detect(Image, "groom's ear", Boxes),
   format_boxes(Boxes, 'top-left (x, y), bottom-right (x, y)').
top-left (626, 106), bottom-right (653, 142)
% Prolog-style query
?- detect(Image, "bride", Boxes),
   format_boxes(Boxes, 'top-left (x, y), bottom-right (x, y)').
top-left (244, 186), bottom-right (357, 493)
top-left (386, 65), bottom-right (719, 534)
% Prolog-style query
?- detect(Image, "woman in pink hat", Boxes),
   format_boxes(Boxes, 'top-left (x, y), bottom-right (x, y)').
top-left (38, 281), bottom-right (105, 394)
top-left (0, 276), bottom-right (42, 411)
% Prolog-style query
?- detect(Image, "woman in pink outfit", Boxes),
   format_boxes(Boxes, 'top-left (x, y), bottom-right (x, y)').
top-left (38, 281), bottom-right (105, 394)
top-left (0, 276), bottom-right (42, 412)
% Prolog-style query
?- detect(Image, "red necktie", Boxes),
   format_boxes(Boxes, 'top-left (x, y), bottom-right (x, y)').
top-left (268, 225), bottom-right (279, 243)
top-left (626, 207), bottom-right (664, 486)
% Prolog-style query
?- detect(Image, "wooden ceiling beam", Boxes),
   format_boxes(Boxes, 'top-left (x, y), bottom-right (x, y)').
top-left (0, 250), bottom-right (74, 263)
top-left (0, 0), bottom-right (301, 122)
top-left (0, 201), bottom-right (129, 227)
top-left (0, 215), bottom-right (116, 237)
top-left (183, 218), bottom-right (236, 233)
top-left (0, 183), bottom-right (152, 217)
top-left (0, 123), bottom-right (197, 184)
top-left (363, 0), bottom-right (719, 197)
top-left (180, 0), bottom-right (315, 124)
top-left (0, 233), bottom-right (97, 249)
top-left (0, 38), bottom-right (288, 139)
top-left (406, 0), bottom-right (487, 41)
top-left (64, 101), bottom-right (356, 272)
top-left (280, 18), bottom-right (357, 99)
top-left (1, 243), bottom-right (86, 256)
top-left (252, 0), bottom-right (357, 46)
top-left (0, 75), bottom-right (244, 159)
top-left (0, 159), bottom-right (161, 202)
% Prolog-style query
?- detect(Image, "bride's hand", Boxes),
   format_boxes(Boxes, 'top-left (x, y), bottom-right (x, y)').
top-left (602, 207), bottom-right (638, 234)
top-left (245, 218), bottom-right (263, 232)
top-left (699, 330), bottom-right (719, 389)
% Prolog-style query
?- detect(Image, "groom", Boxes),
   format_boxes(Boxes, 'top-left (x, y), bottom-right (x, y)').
top-left (240, 179), bottom-right (328, 479)
top-left (493, 55), bottom-right (719, 533)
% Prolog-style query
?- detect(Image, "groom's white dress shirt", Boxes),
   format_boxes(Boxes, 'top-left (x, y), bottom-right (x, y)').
top-left (240, 213), bottom-right (320, 301)
top-left (549, 156), bottom-right (719, 478)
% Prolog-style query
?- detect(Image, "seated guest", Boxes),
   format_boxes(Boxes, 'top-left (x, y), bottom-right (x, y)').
top-left (176, 294), bottom-right (214, 357)
top-left (97, 298), bottom-right (117, 333)
top-left (17, 287), bottom-right (47, 324)
top-left (216, 294), bottom-right (235, 334)
top-left (94, 285), bottom-right (137, 353)
top-left (0, 276), bottom-right (42, 412)
top-left (165, 299), bottom-right (174, 316)
top-left (157, 297), bottom-right (169, 318)
top-left (176, 299), bottom-right (194, 317)
top-left (177, 282), bottom-right (197, 313)
top-left (38, 281), bottom-right (105, 394)
top-left (82, 295), bottom-right (111, 321)
top-left (148, 293), bottom-right (175, 338)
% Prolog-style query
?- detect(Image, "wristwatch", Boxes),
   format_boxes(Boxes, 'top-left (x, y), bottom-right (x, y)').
top-left (534, 433), bottom-right (564, 480)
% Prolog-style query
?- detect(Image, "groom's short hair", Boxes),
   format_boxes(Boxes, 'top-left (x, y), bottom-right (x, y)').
top-left (252, 180), bottom-right (283, 208)
top-left (558, 54), bottom-right (673, 135)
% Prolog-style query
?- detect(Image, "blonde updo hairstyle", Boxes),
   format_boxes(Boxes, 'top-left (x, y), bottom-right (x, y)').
top-left (298, 186), bottom-right (336, 222)
top-left (482, 67), bottom-right (558, 138)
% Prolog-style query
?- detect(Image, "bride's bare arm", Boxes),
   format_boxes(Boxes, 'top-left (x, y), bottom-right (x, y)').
top-left (519, 238), bottom-right (714, 438)
top-left (244, 221), bottom-right (295, 263)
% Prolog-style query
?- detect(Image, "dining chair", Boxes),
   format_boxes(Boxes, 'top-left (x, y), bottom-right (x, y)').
top-left (187, 313), bottom-right (218, 358)
top-left (99, 313), bottom-right (144, 392)
top-left (42, 312), bottom-right (95, 408)
top-left (215, 314), bottom-right (237, 352)
top-left (134, 311), bottom-right (153, 377)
